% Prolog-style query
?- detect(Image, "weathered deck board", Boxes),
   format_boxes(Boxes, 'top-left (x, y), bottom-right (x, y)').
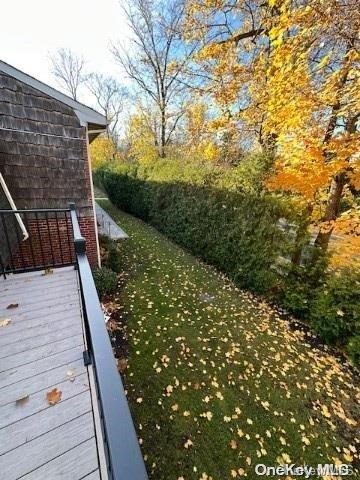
top-left (82, 470), bottom-right (101, 480)
top-left (0, 372), bottom-right (89, 429)
top-left (0, 291), bottom-right (79, 316)
top-left (0, 358), bottom-right (86, 406)
top-left (0, 315), bottom-right (79, 347)
top-left (1, 413), bottom-right (95, 480)
top-left (21, 439), bottom-right (100, 480)
top-left (0, 322), bottom-right (82, 358)
top-left (0, 293), bottom-right (79, 318)
top-left (0, 309), bottom-right (81, 336)
top-left (0, 334), bottom-right (84, 372)
top-left (0, 390), bottom-right (92, 455)
top-left (0, 267), bottom-right (104, 479)
top-left (0, 344), bottom-right (84, 389)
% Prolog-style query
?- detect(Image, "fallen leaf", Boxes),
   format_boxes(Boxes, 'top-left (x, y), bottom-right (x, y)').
top-left (42, 268), bottom-right (53, 276)
top-left (229, 439), bottom-right (237, 449)
top-left (184, 438), bottom-right (193, 449)
top-left (67, 369), bottom-right (76, 382)
top-left (0, 318), bottom-right (11, 327)
top-left (15, 394), bottom-right (29, 405)
top-left (107, 319), bottom-right (119, 333)
top-left (46, 388), bottom-right (62, 405)
top-left (117, 359), bottom-right (128, 373)
top-left (7, 303), bottom-right (19, 309)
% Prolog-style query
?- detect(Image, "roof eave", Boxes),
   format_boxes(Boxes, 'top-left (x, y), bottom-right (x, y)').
top-left (0, 60), bottom-right (107, 128)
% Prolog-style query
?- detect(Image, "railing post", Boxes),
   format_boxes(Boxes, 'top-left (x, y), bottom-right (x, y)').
top-left (69, 203), bottom-right (86, 255)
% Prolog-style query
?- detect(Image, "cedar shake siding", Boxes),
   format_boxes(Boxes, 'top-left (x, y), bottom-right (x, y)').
top-left (0, 67), bottom-right (105, 268)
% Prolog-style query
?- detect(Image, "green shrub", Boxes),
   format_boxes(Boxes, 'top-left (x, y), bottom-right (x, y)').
top-left (279, 256), bottom-right (328, 319)
top-left (107, 244), bottom-right (122, 273)
top-left (309, 268), bottom-right (360, 345)
top-left (93, 266), bottom-right (118, 298)
top-left (98, 234), bottom-right (123, 273)
top-left (348, 336), bottom-right (360, 365)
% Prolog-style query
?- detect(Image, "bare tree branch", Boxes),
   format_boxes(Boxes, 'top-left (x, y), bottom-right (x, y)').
top-left (86, 73), bottom-right (127, 145)
top-left (50, 48), bottom-right (86, 100)
top-left (111, 0), bottom-right (193, 157)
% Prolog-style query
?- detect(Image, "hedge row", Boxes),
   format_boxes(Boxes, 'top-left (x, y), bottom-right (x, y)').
top-left (94, 161), bottom-right (290, 293)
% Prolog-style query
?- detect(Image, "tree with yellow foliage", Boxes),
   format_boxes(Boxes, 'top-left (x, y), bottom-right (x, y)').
top-left (185, 0), bottom-right (359, 264)
top-left (183, 102), bottom-right (220, 163)
top-left (89, 136), bottom-right (118, 171)
top-left (125, 110), bottom-right (160, 165)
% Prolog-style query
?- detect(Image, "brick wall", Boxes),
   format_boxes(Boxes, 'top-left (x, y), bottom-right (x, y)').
top-left (79, 216), bottom-right (98, 267)
top-left (12, 215), bottom-right (98, 271)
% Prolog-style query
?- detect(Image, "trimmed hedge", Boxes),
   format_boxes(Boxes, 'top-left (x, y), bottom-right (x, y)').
top-left (95, 160), bottom-right (289, 293)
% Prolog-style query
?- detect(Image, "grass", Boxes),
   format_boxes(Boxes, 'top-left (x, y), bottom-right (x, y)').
top-left (97, 198), bottom-right (359, 480)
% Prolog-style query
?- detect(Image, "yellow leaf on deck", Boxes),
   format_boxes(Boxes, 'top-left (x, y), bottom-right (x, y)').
top-left (15, 394), bottom-right (30, 405)
top-left (0, 318), bottom-right (11, 327)
top-left (42, 268), bottom-right (53, 276)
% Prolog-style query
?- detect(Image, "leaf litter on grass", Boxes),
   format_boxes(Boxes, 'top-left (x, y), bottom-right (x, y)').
top-left (97, 200), bottom-right (360, 480)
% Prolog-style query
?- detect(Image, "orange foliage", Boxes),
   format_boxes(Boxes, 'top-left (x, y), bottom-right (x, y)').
top-left (186, 0), bottom-right (360, 265)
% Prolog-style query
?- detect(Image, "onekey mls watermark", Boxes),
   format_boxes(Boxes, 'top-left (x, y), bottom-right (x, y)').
top-left (255, 463), bottom-right (353, 478)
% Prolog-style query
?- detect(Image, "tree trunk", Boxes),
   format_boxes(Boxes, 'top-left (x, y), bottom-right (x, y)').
top-left (313, 172), bottom-right (347, 254)
top-left (291, 204), bottom-right (313, 266)
top-left (159, 107), bottom-right (166, 158)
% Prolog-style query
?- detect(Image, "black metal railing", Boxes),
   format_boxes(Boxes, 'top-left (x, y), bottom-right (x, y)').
top-left (0, 208), bottom-right (75, 278)
top-left (69, 203), bottom-right (148, 480)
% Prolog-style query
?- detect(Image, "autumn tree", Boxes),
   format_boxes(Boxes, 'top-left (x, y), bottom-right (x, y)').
top-left (185, 0), bottom-right (360, 264)
top-left (50, 48), bottom-right (86, 100)
top-left (90, 136), bottom-right (118, 171)
top-left (183, 102), bottom-right (219, 162)
top-left (125, 107), bottom-right (160, 164)
top-left (112, 0), bottom-right (195, 158)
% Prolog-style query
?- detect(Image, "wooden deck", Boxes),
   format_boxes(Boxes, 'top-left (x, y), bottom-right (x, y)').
top-left (0, 267), bottom-right (105, 479)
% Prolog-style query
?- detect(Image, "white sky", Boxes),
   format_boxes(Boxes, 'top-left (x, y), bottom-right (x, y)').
top-left (0, 0), bottom-right (131, 107)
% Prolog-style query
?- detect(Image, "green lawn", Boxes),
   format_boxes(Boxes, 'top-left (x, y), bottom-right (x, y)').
top-left (97, 199), bottom-right (359, 480)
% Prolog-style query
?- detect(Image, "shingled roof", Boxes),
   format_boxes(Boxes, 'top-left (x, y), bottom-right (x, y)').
top-left (0, 60), bottom-right (107, 134)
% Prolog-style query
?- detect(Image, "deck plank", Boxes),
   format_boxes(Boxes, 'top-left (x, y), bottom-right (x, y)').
top-left (0, 309), bottom-right (82, 336)
top-left (0, 266), bottom-right (76, 286)
top-left (1, 413), bottom-right (96, 480)
top-left (0, 344), bottom-right (84, 389)
top-left (82, 470), bottom-right (101, 480)
top-left (0, 390), bottom-right (92, 455)
top-left (0, 332), bottom-right (83, 372)
top-left (0, 279), bottom-right (77, 303)
top-left (0, 293), bottom-right (79, 318)
top-left (0, 371), bottom-right (89, 429)
top-left (0, 358), bottom-right (86, 406)
top-left (21, 439), bottom-right (100, 480)
top-left (0, 334), bottom-right (84, 372)
top-left (0, 322), bottom-right (82, 358)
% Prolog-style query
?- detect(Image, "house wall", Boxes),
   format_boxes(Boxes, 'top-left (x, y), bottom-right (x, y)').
top-left (0, 72), bottom-right (98, 267)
